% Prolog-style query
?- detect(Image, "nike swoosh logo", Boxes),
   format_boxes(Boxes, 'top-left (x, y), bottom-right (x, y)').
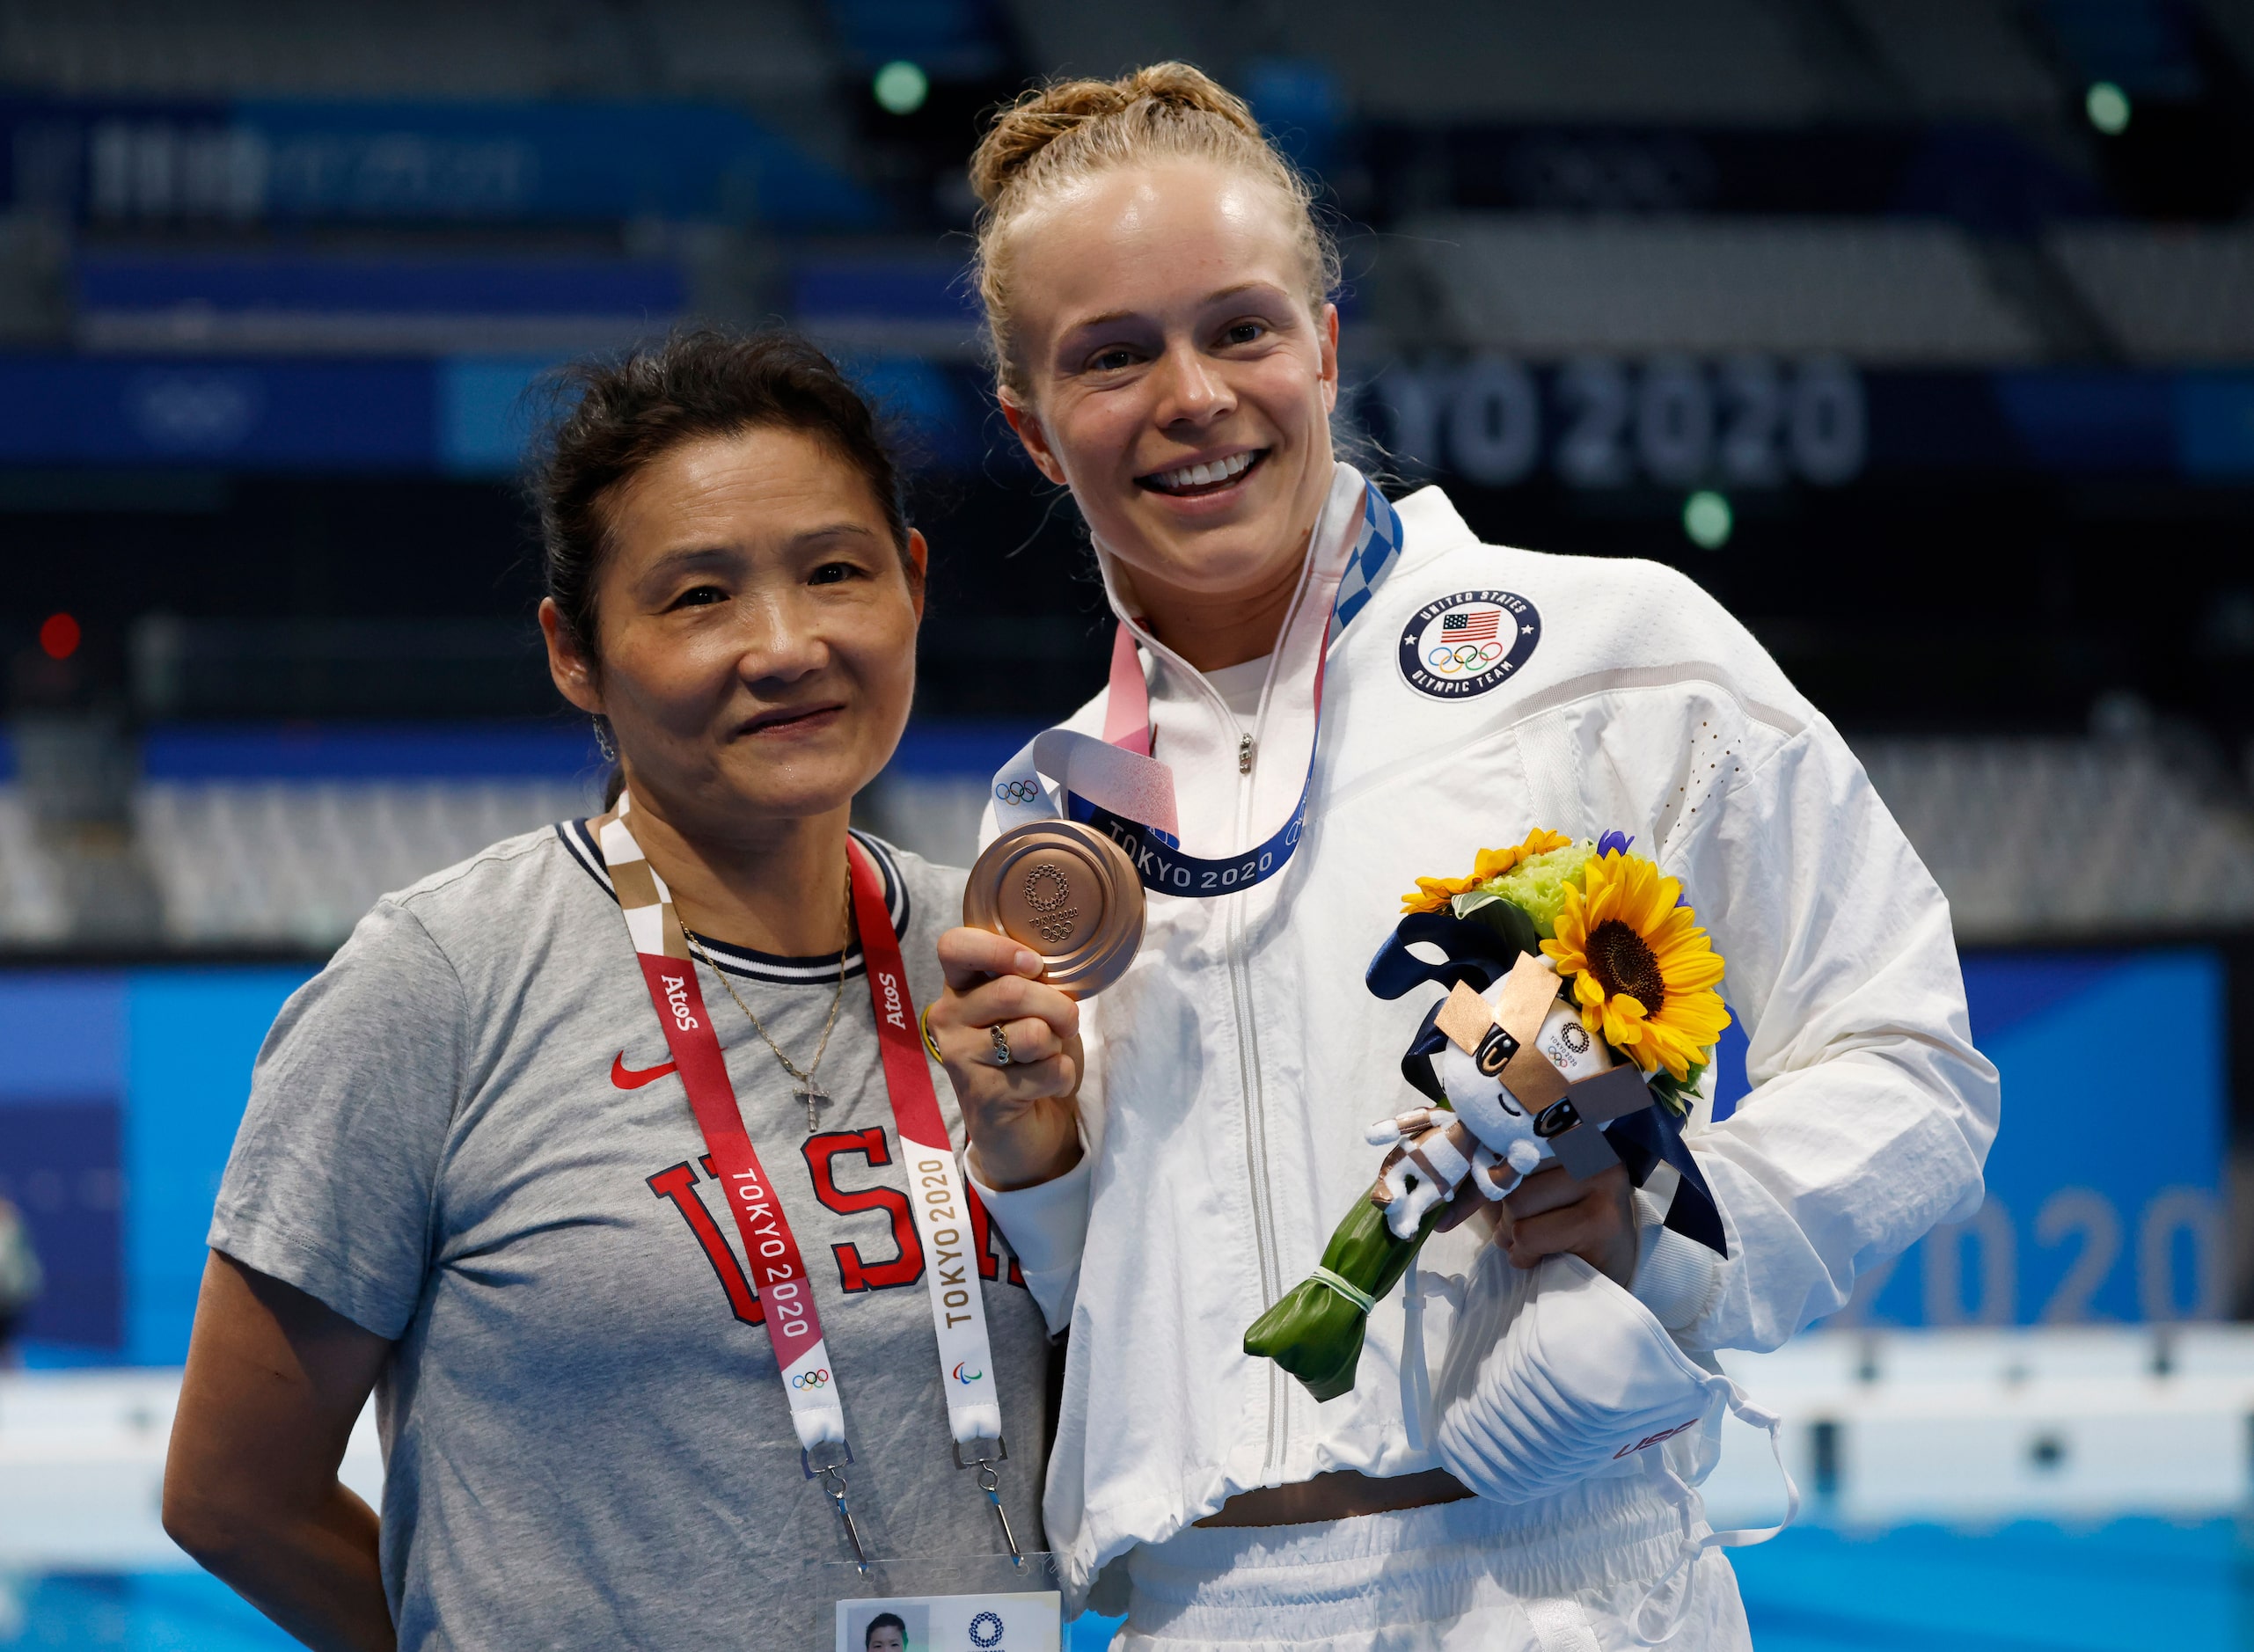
top-left (611, 1051), bottom-right (678, 1090)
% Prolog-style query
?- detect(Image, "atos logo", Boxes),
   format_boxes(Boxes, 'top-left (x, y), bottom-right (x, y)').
top-left (660, 972), bottom-right (699, 1032)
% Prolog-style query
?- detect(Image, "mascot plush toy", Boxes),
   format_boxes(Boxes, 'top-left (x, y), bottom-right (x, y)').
top-left (1246, 844), bottom-right (1731, 1403)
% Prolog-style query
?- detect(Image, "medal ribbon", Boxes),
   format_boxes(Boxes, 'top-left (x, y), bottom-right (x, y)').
top-left (598, 799), bottom-right (1006, 1458)
top-left (988, 467), bottom-right (1404, 898)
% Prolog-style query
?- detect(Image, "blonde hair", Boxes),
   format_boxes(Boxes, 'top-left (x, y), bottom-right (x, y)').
top-left (969, 62), bottom-right (1339, 395)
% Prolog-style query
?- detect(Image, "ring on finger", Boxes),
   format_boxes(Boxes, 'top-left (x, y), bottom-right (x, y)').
top-left (990, 1024), bottom-right (1014, 1067)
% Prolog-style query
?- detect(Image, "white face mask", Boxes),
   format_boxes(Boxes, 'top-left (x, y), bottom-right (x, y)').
top-left (1432, 1252), bottom-right (1797, 1644)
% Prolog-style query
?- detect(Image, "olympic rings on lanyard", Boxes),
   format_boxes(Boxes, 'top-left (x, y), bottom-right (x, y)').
top-left (994, 778), bottom-right (1042, 805)
top-left (792, 1368), bottom-right (831, 1389)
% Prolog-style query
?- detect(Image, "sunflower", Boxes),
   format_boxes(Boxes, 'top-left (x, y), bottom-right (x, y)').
top-left (1399, 828), bottom-right (1574, 914)
top-left (1540, 848), bottom-right (1730, 1080)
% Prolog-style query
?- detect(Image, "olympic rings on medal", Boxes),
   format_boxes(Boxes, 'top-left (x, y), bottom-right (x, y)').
top-left (990, 1024), bottom-right (1014, 1067)
top-left (994, 778), bottom-right (1042, 805)
top-left (791, 1369), bottom-right (831, 1389)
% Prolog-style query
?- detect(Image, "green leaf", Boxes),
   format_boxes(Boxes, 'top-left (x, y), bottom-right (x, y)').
top-left (1458, 895), bottom-right (1541, 962)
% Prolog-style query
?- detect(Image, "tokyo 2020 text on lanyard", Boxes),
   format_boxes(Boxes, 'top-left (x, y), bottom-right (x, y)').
top-left (989, 468), bottom-right (1404, 895)
top-left (599, 797), bottom-right (1017, 1573)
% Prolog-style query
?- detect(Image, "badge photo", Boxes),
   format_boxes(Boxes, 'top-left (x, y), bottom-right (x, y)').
top-left (1396, 588), bottom-right (1540, 700)
top-left (837, 1590), bottom-right (1060, 1652)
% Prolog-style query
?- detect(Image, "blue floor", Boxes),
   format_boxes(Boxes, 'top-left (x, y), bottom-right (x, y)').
top-left (7, 1520), bottom-right (2248, 1648)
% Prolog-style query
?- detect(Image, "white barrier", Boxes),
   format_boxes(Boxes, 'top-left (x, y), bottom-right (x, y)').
top-left (5, 1326), bottom-right (2250, 1569)
top-left (0, 1369), bottom-right (383, 1571)
top-left (1703, 1325), bottom-right (2254, 1528)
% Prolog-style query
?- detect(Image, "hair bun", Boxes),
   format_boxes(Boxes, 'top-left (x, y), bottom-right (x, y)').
top-left (969, 62), bottom-right (1260, 207)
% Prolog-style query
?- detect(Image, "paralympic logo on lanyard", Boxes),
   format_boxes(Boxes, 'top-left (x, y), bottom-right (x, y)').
top-left (988, 470), bottom-right (1404, 901)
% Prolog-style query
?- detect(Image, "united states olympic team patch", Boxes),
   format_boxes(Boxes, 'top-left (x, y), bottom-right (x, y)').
top-left (1397, 588), bottom-right (1541, 699)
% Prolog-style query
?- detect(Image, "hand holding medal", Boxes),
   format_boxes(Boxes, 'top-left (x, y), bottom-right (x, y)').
top-left (927, 822), bottom-right (1145, 1191)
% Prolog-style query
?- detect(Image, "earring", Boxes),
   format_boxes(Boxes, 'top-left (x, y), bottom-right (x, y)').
top-left (593, 716), bottom-right (617, 762)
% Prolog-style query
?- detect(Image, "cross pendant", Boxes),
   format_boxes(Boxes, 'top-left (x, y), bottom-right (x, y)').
top-left (795, 1085), bottom-right (831, 1135)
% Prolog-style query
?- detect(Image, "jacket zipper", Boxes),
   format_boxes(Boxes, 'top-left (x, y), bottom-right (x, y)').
top-left (1114, 485), bottom-right (1334, 1490)
top-left (1122, 618), bottom-right (1292, 1435)
top-left (1221, 724), bottom-right (1291, 1481)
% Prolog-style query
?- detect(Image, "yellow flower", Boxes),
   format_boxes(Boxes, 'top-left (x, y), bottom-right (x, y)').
top-left (1541, 849), bottom-right (1730, 1081)
top-left (1400, 828), bottom-right (1574, 914)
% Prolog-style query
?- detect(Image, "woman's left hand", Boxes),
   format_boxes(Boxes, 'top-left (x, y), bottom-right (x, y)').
top-left (1495, 1163), bottom-right (1638, 1289)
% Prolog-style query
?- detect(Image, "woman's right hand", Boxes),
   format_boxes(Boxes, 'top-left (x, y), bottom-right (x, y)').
top-left (933, 926), bottom-right (1085, 1190)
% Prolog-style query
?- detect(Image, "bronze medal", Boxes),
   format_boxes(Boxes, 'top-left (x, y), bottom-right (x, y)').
top-left (963, 821), bottom-right (1145, 998)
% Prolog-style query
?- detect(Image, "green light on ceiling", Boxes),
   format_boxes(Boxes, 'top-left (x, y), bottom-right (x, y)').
top-left (1683, 490), bottom-right (1733, 550)
top-left (874, 60), bottom-right (929, 116)
top-left (2086, 82), bottom-right (2131, 135)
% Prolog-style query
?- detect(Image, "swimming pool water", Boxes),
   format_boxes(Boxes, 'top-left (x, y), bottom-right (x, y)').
top-left (5, 1520), bottom-right (2240, 1650)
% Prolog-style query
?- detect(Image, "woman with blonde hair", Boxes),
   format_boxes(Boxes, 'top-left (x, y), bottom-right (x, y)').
top-left (922, 63), bottom-right (1996, 1650)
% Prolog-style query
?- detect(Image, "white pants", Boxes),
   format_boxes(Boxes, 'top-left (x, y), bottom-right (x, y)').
top-left (1115, 1480), bottom-right (1752, 1651)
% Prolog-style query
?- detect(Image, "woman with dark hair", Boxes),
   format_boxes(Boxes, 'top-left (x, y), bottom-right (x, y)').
top-left (161, 331), bottom-right (1050, 1648)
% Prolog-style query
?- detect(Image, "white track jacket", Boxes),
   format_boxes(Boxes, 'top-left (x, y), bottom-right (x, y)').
top-left (974, 467), bottom-right (2000, 1609)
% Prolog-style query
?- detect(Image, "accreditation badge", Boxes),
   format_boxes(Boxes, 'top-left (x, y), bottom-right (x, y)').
top-left (837, 1589), bottom-right (1062, 1652)
top-left (822, 1548), bottom-right (1063, 1652)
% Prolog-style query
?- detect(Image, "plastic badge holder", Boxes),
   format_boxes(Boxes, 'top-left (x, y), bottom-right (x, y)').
top-left (822, 1550), bottom-right (1065, 1652)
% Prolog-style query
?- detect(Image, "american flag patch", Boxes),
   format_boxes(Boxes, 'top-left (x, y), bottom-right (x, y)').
top-left (1441, 609), bottom-right (1500, 640)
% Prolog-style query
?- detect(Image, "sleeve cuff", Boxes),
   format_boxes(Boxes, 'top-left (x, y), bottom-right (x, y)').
top-left (1628, 1170), bottom-right (1723, 1335)
top-left (968, 1149), bottom-right (1091, 1336)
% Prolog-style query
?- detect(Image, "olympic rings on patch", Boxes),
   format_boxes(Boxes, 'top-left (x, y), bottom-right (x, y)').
top-left (791, 1369), bottom-right (831, 1389)
top-left (1424, 639), bottom-right (1511, 676)
top-left (994, 778), bottom-right (1042, 805)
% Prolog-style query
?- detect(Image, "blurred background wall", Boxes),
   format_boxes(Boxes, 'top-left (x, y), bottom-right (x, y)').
top-left (0, 1), bottom-right (2250, 1647)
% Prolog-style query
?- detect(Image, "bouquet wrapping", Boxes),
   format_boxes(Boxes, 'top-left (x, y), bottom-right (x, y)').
top-left (1245, 830), bottom-right (1733, 1401)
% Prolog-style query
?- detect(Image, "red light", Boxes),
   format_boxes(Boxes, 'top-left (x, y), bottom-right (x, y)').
top-left (39, 613), bottom-right (80, 661)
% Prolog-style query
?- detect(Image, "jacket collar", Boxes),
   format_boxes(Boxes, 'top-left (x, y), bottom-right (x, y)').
top-left (1390, 483), bottom-right (1480, 572)
top-left (1093, 460), bottom-right (1369, 697)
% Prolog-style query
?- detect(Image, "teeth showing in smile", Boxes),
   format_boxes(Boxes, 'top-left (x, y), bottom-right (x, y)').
top-left (1148, 451), bottom-right (1257, 493)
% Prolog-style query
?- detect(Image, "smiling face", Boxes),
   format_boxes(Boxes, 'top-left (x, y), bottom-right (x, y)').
top-left (540, 424), bottom-right (925, 841)
top-left (999, 158), bottom-right (1339, 625)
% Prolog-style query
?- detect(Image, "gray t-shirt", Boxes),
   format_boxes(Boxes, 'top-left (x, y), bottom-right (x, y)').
top-left (210, 822), bottom-right (1050, 1649)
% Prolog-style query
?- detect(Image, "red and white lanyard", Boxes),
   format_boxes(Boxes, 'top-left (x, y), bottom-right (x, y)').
top-left (599, 795), bottom-right (1014, 1569)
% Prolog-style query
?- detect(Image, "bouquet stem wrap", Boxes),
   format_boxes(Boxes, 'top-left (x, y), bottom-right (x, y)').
top-left (1243, 1195), bottom-right (1446, 1403)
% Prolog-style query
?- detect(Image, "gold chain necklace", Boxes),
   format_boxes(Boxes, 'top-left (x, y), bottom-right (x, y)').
top-left (683, 870), bottom-right (853, 1135)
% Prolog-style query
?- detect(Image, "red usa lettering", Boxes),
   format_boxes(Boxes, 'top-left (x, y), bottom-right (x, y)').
top-left (1614, 1417), bottom-right (1701, 1458)
top-left (660, 972), bottom-right (700, 1031)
